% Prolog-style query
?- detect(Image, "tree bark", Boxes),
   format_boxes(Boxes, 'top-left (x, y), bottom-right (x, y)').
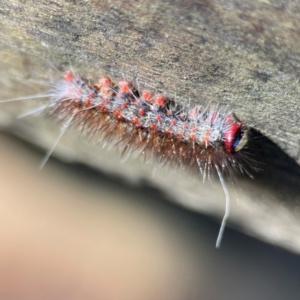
top-left (0, 0), bottom-right (300, 253)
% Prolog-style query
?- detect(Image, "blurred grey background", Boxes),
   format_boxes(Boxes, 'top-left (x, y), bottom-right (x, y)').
top-left (1, 130), bottom-right (300, 300)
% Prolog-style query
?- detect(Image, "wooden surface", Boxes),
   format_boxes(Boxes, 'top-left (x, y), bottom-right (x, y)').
top-left (0, 0), bottom-right (300, 253)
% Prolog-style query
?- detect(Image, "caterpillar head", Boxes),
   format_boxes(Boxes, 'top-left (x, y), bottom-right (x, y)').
top-left (223, 113), bottom-right (248, 154)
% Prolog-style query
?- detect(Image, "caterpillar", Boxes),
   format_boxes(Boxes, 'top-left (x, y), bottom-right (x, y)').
top-left (1, 70), bottom-right (254, 248)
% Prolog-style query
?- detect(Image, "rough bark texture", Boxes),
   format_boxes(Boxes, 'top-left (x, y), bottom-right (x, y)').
top-left (0, 0), bottom-right (300, 253)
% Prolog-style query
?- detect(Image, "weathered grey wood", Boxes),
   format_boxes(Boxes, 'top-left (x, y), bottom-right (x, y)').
top-left (0, 0), bottom-right (300, 253)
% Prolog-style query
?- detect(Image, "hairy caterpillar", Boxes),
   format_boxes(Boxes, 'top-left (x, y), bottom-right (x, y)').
top-left (1, 70), bottom-right (254, 248)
